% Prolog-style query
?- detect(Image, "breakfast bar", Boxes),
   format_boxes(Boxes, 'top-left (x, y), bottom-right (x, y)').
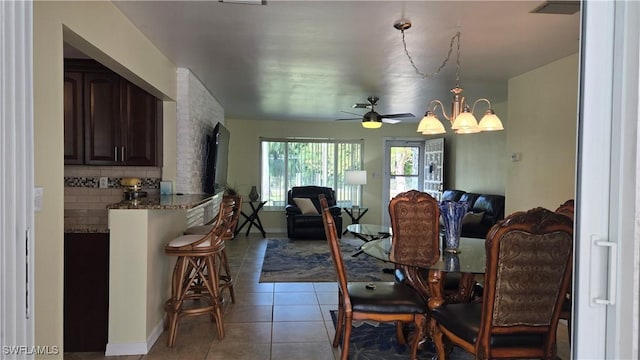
top-left (104, 193), bottom-right (222, 356)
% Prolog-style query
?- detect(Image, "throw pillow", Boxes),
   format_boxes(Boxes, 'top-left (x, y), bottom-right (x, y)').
top-left (462, 211), bottom-right (484, 225)
top-left (293, 197), bottom-right (319, 215)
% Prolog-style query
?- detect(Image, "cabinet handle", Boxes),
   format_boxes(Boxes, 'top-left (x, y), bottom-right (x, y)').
top-left (114, 146), bottom-right (118, 161)
top-left (121, 146), bottom-right (125, 162)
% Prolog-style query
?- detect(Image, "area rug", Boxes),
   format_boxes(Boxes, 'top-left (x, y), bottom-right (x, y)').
top-left (329, 310), bottom-right (471, 360)
top-left (259, 238), bottom-right (394, 283)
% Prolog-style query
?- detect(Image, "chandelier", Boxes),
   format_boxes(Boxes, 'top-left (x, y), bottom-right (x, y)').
top-left (394, 20), bottom-right (504, 135)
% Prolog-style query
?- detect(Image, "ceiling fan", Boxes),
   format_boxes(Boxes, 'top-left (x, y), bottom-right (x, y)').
top-left (337, 96), bottom-right (415, 128)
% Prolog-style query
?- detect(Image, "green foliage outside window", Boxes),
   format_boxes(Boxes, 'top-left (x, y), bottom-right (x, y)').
top-left (260, 138), bottom-right (363, 209)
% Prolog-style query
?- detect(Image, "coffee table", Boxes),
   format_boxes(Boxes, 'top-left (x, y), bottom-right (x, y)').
top-left (346, 223), bottom-right (392, 257)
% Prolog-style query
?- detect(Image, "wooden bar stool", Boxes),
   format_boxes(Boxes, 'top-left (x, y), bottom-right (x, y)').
top-left (163, 199), bottom-right (235, 347)
top-left (183, 195), bottom-right (241, 303)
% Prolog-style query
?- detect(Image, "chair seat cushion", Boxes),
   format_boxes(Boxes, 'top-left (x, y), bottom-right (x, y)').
top-left (348, 282), bottom-right (428, 314)
top-left (432, 303), bottom-right (545, 347)
top-left (166, 234), bottom-right (209, 248)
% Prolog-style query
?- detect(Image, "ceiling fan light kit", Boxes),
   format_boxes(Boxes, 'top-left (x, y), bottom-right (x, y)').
top-left (362, 111), bottom-right (383, 129)
top-left (337, 95), bottom-right (414, 128)
top-left (395, 20), bottom-right (504, 135)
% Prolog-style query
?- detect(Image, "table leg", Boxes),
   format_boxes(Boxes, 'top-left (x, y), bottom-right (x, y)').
top-left (235, 201), bottom-right (267, 238)
top-left (244, 202), bottom-right (266, 238)
top-left (234, 212), bottom-right (251, 237)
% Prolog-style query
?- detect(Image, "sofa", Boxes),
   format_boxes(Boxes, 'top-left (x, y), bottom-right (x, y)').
top-left (441, 189), bottom-right (505, 239)
top-left (285, 186), bottom-right (343, 240)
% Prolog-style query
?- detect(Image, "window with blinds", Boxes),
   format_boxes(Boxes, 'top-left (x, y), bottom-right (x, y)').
top-left (260, 138), bottom-right (364, 209)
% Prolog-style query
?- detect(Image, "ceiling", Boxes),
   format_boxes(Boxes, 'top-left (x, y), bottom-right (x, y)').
top-left (98, 1), bottom-right (581, 123)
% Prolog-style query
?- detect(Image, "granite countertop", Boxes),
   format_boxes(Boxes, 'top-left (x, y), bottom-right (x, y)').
top-left (106, 193), bottom-right (217, 210)
top-left (64, 226), bottom-right (110, 234)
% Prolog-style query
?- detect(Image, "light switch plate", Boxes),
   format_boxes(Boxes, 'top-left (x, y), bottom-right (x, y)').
top-left (99, 177), bottom-right (109, 188)
top-left (34, 187), bottom-right (43, 212)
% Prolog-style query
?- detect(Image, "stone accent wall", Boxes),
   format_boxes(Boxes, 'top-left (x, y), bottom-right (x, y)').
top-left (176, 68), bottom-right (225, 194)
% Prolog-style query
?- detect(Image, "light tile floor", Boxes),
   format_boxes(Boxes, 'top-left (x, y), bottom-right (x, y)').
top-left (66, 232), bottom-right (570, 360)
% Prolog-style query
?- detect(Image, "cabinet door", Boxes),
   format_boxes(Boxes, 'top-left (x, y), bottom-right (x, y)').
top-left (84, 72), bottom-right (121, 165)
top-left (120, 81), bottom-right (161, 166)
top-left (64, 72), bottom-right (83, 164)
top-left (64, 233), bottom-right (109, 352)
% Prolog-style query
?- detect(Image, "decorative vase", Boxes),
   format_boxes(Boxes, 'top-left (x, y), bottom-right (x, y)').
top-left (439, 200), bottom-right (469, 253)
top-left (249, 186), bottom-right (260, 202)
top-left (444, 253), bottom-right (460, 272)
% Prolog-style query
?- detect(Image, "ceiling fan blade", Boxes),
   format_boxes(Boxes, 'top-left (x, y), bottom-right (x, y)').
top-left (340, 110), bottom-right (363, 117)
top-left (352, 103), bottom-right (372, 109)
top-left (380, 112), bottom-right (415, 119)
top-left (336, 117), bottom-right (361, 121)
top-left (382, 118), bottom-right (402, 124)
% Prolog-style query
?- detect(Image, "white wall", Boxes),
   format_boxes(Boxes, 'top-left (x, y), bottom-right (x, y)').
top-left (33, 1), bottom-right (176, 354)
top-left (445, 101), bottom-right (508, 194)
top-left (506, 53), bottom-right (579, 214)
top-left (175, 68), bottom-right (225, 194)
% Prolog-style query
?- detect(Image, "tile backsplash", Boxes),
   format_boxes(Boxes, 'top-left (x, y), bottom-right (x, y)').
top-left (64, 165), bottom-right (162, 231)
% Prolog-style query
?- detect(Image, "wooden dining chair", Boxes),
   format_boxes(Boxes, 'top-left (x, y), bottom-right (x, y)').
top-left (388, 190), bottom-right (441, 268)
top-left (431, 207), bottom-right (573, 360)
top-left (321, 205), bottom-right (428, 360)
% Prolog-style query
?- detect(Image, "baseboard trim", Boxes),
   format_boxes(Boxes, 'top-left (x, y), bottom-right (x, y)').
top-left (147, 320), bottom-right (164, 351)
top-left (104, 320), bottom-right (163, 356)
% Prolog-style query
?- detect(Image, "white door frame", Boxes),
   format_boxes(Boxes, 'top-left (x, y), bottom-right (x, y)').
top-left (1, 0), bottom-right (35, 357)
top-left (574, 1), bottom-right (639, 358)
top-left (381, 137), bottom-right (428, 226)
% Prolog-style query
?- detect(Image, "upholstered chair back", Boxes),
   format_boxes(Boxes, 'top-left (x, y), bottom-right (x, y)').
top-left (479, 207), bottom-right (573, 356)
top-left (287, 186), bottom-right (336, 211)
top-left (388, 190), bottom-right (440, 268)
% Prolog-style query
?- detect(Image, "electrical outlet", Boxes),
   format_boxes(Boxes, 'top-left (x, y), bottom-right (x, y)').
top-left (99, 177), bottom-right (109, 188)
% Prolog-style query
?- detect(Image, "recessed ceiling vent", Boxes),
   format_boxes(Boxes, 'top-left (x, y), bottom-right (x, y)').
top-left (530, 1), bottom-right (580, 15)
top-left (219, 0), bottom-right (266, 5)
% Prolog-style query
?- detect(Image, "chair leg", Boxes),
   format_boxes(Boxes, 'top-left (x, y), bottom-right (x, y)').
top-left (395, 321), bottom-right (407, 345)
top-left (333, 298), bottom-right (345, 348)
top-left (219, 248), bottom-right (235, 303)
top-left (409, 314), bottom-right (426, 360)
top-left (204, 254), bottom-right (225, 340)
top-left (432, 319), bottom-right (446, 360)
top-left (341, 318), bottom-right (352, 360)
top-left (166, 256), bottom-right (188, 347)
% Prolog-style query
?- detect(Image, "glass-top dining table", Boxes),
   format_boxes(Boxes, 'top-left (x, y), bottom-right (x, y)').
top-left (361, 237), bottom-right (487, 309)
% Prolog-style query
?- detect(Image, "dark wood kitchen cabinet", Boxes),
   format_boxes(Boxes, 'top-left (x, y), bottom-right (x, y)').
top-left (64, 72), bottom-right (84, 164)
top-left (64, 232), bottom-right (109, 352)
top-left (83, 71), bottom-right (121, 165)
top-left (119, 80), bottom-right (162, 166)
top-left (64, 59), bottom-right (162, 166)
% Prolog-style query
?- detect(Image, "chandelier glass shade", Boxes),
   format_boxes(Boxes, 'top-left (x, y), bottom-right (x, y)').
top-left (394, 21), bottom-right (504, 135)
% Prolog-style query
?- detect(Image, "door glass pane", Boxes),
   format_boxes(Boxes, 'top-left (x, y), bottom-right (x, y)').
top-left (389, 146), bottom-right (420, 200)
top-left (389, 146), bottom-right (419, 175)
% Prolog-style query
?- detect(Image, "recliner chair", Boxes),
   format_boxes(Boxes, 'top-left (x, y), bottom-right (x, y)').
top-left (285, 186), bottom-right (342, 239)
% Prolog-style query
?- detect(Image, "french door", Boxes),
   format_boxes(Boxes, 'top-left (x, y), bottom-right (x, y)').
top-left (574, 1), bottom-right (639, 358)
top-left (381, 138), bottom-right (444, 226)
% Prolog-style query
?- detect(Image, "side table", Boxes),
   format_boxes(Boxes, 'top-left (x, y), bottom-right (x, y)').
top-left (342, 207), bottom-right (369, 235)
top-left (235, 201), bottom-right (267, 238)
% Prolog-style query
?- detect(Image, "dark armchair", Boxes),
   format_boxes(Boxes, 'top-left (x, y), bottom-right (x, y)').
top-left (285, 186), bottom-right (342, 240)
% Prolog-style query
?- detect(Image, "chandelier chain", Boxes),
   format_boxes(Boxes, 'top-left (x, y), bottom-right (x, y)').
top-left (455, 31), bottom-right (461, 86)
top-left (400, 30), bottom-right (461, 81)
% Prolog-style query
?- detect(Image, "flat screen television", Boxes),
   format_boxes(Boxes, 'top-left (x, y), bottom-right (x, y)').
top-left (203, 122), bottom-right (230, 194)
